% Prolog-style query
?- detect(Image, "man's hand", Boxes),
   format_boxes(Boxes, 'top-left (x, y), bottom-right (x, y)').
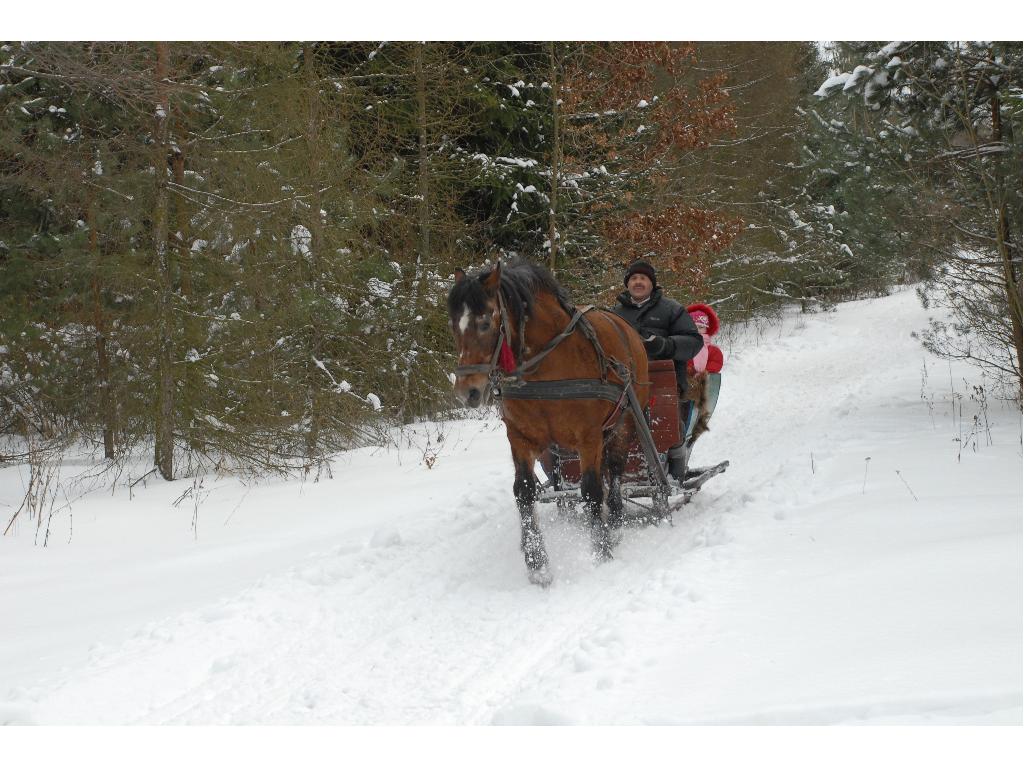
top-left (643, 334), bottom-right (672, 357)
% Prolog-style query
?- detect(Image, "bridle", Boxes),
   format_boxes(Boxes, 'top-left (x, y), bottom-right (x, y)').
top-left (453, 284), bottom-right (599, 397)
top-left (453, 284), bottom-right (517, 384)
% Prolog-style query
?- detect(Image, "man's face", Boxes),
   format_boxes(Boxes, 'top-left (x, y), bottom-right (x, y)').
top-left (627, 273), bottom-right (653, 302)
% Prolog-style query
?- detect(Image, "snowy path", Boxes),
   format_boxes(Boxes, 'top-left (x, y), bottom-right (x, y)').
top-left (1, 288), bottom-right (1020, 725)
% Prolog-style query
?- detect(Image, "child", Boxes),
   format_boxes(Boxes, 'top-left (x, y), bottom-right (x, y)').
top-left (686, 303), bottom-right (723, 375)
top-left (683, 303), bottom-right (723, 451)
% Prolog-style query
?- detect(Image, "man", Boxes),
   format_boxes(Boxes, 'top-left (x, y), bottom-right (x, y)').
top-left (611, 260), bottom-right (704, 479)
top-left (611, 260), bottom-right (703, 392)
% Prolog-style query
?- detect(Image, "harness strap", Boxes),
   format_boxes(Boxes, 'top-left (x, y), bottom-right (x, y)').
top-left (513, 305), bottom-right (596, 377)
top-left (575, 310), bottom-right (611, 383)
top-left (453, 323), bottom-right (507, 377)
top-left (501, 374), bottom-right (663, 485)
top-left (500, 377), bottom-right (625, 403)
top-left (600, 384), bottom-right (631, 433)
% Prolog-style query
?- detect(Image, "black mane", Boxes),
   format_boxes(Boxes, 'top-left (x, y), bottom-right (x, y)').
top-left (447, 257), bottom-right (575, 323)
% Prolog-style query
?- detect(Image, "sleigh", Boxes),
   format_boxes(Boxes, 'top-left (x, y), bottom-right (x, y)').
top-left (534, 359), bottom-right (728, 522)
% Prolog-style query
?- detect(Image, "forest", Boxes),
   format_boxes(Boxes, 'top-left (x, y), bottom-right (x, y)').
top-left (1, 41), bottom-right (1021, 482)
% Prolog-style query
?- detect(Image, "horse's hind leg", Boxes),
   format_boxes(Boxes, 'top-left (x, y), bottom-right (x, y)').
top-left (580, 443), bottom-right (613, 561)
top-left (603, 432), bottom-right (628, 531)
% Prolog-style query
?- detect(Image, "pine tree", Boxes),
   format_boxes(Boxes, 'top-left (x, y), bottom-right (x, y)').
top-left (817, 41), bottom-right (1023, 392)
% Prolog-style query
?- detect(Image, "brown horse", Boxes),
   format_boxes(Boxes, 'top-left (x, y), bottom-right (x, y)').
top-left (448, 259), bottom-right (649, 586)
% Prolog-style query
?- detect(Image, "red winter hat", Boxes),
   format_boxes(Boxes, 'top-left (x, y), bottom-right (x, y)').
top-left (687, 303), bottom-right (719, 336)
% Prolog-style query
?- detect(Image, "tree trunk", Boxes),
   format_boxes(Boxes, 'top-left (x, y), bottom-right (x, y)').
top-left (416, 43), bottom-right (431, 275)
top-left (302, 44), bottom-right (324, 462)
top-left (396, 42), bottom-right (432, 422)
top-left (989, 83), bottom-right (1023, 390)
top-left (86, 193), bottom-right (115, 459)
top-left (997, 207), bottom-right (1022, 387)
top-left (548, 42), bottom-right (561, 274)
top-left (173, 147), bottom-right (193, 322)
top-left (153, 41), bottom-right (175, 480)
top-left (172, 141), bottom-right (201, 450)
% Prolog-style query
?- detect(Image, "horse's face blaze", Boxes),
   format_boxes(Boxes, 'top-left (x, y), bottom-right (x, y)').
top-left (451, 298), bottom-right (501, 407)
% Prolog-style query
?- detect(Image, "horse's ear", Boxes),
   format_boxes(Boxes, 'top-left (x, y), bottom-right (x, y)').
top-left (481, 260), bottom-right (501, 294)
top-left (454, 268), bottom-right (466, 284)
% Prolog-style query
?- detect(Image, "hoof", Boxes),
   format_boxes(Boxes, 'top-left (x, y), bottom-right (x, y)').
top-left (592, 527), bottom-right (616, 563)
top-left (528, 566), bottom-right (553, 588)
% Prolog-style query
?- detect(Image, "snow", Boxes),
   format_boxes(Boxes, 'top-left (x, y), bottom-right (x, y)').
top-left (845, 65), bottom-right (874, 92)
top-left (202, 414), bottom-right (234, 432)
top-left (815, 73), bottom-right (852, 99)
top-left (290, 225), bottom-right (312, 258)
top-left (366, 277), bottom-right (393, 299)
top-left (494, 156), bottom-right (538, 169)
top-left (863, 68), bottom-right (891, 103)
top-left (875, 41), bottom-right (903, 60)
top-left (0, 288), bottom-right (1019, 725)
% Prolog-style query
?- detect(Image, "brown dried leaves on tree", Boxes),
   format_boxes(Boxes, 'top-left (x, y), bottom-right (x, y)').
top-left (558, 42), bottom-right (740, 296)
top-left (600, 207), bottom-right (742, 299)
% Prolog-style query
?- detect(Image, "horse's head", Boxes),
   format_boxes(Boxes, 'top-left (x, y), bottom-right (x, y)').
top-left (447, 262), bottom-right (504, 408)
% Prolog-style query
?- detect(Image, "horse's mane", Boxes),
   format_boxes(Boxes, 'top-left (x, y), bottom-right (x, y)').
top-left (447, 257), bottom-right (575, 323)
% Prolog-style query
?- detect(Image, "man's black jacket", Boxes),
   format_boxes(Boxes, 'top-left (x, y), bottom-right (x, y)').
top-left (611, 288), bottom-right (703, 391)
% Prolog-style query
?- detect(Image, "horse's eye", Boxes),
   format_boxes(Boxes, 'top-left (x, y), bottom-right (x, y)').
top-left (479, 318), bottom-right (492, 332)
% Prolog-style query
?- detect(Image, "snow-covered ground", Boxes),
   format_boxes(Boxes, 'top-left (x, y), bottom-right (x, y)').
top-left (1, 287), bottom-right (1020, 726)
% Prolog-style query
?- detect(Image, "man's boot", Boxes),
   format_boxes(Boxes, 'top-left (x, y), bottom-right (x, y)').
top-left (667, 442), bottom-right (688, 482)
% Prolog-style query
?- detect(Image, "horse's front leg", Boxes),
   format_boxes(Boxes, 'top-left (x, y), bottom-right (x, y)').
top-left (579, 441), bottom-right (613, 562)
top-left (507, 431), bottom-right (551, 587)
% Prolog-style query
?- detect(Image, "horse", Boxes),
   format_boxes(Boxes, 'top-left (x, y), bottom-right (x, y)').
top-left (447, 258), bottom-right (650, 586)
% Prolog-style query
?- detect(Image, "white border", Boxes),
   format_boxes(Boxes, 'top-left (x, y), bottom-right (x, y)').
top-left (3, 725), bottom-right (1024, 768)
top-left (4, 1), bottom-right (1022, 40)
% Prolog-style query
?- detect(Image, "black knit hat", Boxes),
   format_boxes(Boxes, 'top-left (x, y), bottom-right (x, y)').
top-left (624, 260), bottom-right (657, 289)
